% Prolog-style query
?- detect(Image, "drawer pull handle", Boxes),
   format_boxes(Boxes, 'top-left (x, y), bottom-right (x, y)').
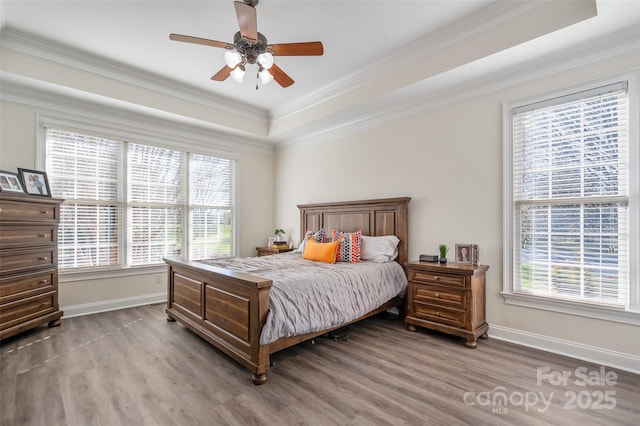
top-left (40, 210), bottom-right (48, 215)
top-left (435, 312), bottom-right (440, 317)
top-left (433, 275), bottom-right (439, 281)
top-left (434, 293), bottom-right (440, 298)
top-left (39, 234), bottom-right (48, 238)
top-left (39, 256), bottom-right (48, 261)
top-left (40, 279), bottom-right (48, 284)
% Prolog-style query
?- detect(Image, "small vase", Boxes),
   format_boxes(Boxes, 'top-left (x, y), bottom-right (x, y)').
top-left (439, 257), bottom-right (447, 264)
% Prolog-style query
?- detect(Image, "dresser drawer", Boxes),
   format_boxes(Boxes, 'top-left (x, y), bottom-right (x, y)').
top-left (413, 303), bottom-right (466, 328)
top-left (413, 284), bottom-right (465, 309)
top-left (0, 225), bottom-right (56, 249)
top-left (408, 270), bottom-right (466, 288)
top-left (0, 200), bottom-right (58, 223)
top-left (0, 248), bottom-right (57, 275)
top-left (0, 270), bottom-right (56, 304)
top-left (0, 292), bottom-right (56, 331)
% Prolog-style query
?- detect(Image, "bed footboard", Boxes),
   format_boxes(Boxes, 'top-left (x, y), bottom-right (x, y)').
top-left (164, 257), bottom-right (272, 384)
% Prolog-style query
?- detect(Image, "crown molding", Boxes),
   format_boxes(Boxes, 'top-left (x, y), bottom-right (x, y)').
top-left (276, 26), bottom-right (640, 150)
top-left (0, 27), bottom-right (269, 123)
top-left (0, 74), bottom-right (274, 154)
top-left (268, 0), bottom-right (574, 123)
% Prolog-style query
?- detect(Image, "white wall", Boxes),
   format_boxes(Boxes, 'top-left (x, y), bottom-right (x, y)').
top-left (274, 53), bottom-right (640, 369)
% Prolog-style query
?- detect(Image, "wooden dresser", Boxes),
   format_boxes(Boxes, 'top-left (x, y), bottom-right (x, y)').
top-left (0, 192), bottom-right (64, 340)
top-left (404, 261), bottom-right (489, 348)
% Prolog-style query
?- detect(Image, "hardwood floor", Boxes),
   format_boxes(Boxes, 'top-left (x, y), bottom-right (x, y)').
top-left (1, 304), bottom-right (638, 425)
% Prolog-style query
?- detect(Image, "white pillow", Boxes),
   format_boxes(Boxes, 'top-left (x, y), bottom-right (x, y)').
top-left (361, 235), bottom-right (400, 262)
top-left (295, 229), bottom-right (326, 253)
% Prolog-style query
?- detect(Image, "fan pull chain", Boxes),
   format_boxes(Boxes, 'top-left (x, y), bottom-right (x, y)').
top-left (256, 71), bottom-right (259, 91)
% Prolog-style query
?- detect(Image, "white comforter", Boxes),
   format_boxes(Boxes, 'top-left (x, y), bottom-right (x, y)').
top-left (202, 252), bottom-right (407, 344)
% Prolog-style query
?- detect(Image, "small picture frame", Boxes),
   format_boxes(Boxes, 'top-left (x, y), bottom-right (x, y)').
top-left (471, 244), bottom-right (479, 266)
top-left (267, 237), bottom-right (276, 247)
top-left (0, 170), bottom-right (26, 193)
top-left (455, 243), bottom-right (474, 264)
top-left (18, 168), bottom-right (51, 197)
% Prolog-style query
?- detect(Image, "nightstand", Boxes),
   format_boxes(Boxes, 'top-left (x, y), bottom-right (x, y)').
top-left (255, 246), bottom-right (294, 257)
top-left (404, 261), bottom-right (489, 348)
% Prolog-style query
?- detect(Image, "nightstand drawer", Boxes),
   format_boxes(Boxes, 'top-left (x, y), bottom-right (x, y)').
top-left (413, 303), bottom-right (466, 328)
top-left (408, 270), bottom-right (466, 288)
top-left (414, 285), bottom-right (465, 309)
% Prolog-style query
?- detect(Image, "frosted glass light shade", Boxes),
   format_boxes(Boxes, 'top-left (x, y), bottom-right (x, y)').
top-left (230, 66), bottom-right (245, 82)
top-left (257, 52), bottom-right (274, 70)
top-left (259, 69), bottom-right (273, 85)
top-left (224, 50), bottom-right (242, 68)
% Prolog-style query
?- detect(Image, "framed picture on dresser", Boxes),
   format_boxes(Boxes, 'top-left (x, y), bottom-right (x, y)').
top-left (0, 170), bottom-right (26, 193)
top-left (18, 168), bottom-right (51, 197)
top-left (455, 243), bottom-right (480, 265)
top-left (455, 243), bottom-right (473, 264)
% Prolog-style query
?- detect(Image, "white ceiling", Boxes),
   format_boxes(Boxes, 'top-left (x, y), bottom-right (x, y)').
top-left (0, 0), bottom-right (497, 110)
top-left (1, 0), bottom-right (639, 142)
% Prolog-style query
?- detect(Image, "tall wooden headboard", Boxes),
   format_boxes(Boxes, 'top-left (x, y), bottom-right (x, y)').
top-left (297, 197), bottom-right (411, 265)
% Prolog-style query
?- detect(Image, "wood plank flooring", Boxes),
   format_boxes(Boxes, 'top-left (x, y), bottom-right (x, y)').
top-left (1, 304), bottom-right (638, 425)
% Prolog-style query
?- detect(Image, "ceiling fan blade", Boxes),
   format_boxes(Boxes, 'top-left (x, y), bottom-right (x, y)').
top-left (234, 1), bottom-right (258, 44)
top-left (211, 65), bottom-right (234, 81)
top-left (267, 42), bottom-right (324, 56)
top-left (269, 63), bottom-right (294, 88)
top-left (170, 33), bottom-right (233, 49)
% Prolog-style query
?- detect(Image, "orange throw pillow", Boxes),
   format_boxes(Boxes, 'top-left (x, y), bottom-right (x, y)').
top-left (302, 238), bottom-right (339, 263)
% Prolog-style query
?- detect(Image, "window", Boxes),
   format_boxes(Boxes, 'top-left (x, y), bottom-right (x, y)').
top-left (504, 78), bottom-right (639, 324)
top-left (45, 128), bottom-right (236, 271)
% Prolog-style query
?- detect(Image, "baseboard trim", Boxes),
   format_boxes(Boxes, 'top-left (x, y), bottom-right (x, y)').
top-left (489, 325), bottom-right (640, 375)
top-left (61, 293), bottom-right (166, 319)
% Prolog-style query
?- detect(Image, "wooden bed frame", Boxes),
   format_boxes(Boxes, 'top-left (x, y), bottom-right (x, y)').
top-left (163, 197), bottom-right (411, 384)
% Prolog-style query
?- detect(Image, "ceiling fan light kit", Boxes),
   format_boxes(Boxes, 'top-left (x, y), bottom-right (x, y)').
top-left (170, 0), bottom-right (323, 89)
top-left (224, 50), bottom-right (243, 68)
top-left (230, 66), bottom-right (246, 83)
top-left (257, 52), bottom-right (273, 70)
top-left (259, 68), bottom-right (274, 84)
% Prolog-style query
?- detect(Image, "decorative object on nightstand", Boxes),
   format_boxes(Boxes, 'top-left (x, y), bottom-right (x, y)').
top-left (438, 244), bottom-right (448, 264)
top-left (455, 243), bottom-right (479, 265)
top-left (419, 254), bottom-right (439, 262)
top-left (404, 261), bottom-right (489, 348)
top-left (0, 192), bottom-right (64, 340)
top-left (255, 246), bottom-right (294, 257)
top-left (274, 228), bottom-right (286, 242)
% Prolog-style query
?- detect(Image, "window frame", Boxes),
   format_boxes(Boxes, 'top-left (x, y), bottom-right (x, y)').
top-left (37, 113), bottom-right (239, 281)
top-left (502, 72), bottom-right (640, 326)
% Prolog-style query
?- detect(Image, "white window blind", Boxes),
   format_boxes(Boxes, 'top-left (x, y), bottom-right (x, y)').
top-left (189, 154), bottom-right (235, 260)
top-left (45, 127), bottom-right (237, 271)
top-left (128, 144), bottom-right (184, 265)
top-left (511, 82), bottom-right (629, 307)
top-left (46, 129), bottom-right (122, 268)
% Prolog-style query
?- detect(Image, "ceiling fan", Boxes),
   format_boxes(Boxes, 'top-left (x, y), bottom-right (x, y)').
top-left (170, 0), bottom-right (324, 88)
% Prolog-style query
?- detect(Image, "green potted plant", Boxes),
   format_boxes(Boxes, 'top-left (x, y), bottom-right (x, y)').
top-left (439, 244), bottom-right (449, 264)
top-left (274, 228), bottom-right (286, 242)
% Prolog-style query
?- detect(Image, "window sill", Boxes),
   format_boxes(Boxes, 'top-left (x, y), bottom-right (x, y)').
top-left (501, 292), bottom-right (640, 326)
top-left (59, 264), bottom-right (167, 283)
